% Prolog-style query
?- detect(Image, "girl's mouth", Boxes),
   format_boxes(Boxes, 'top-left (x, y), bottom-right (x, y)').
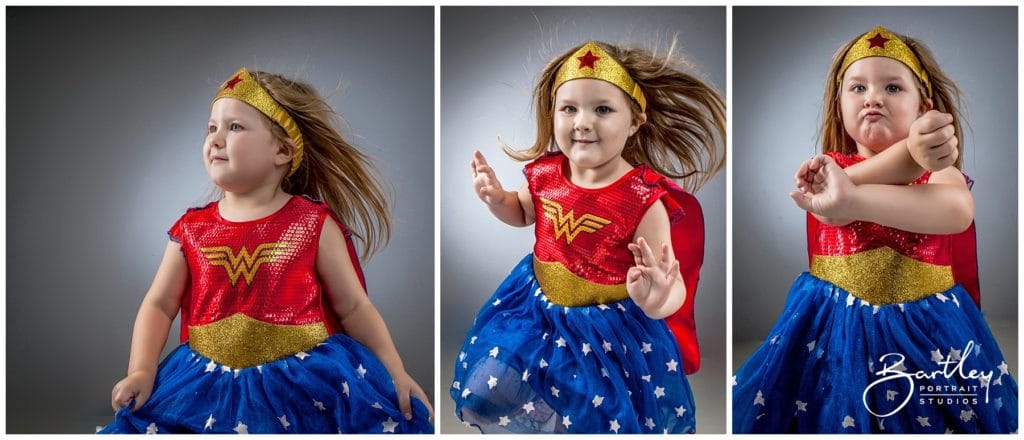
top-left (863, 111), bottom-right (884, 122)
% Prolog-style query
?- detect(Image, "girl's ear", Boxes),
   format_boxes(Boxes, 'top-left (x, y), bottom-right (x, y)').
top-left (630, 113), bottom-right (648, 136)
top-left (919, 97), bottom-right (934, 115)
top-left (275, 139), bottom-right (297, 167)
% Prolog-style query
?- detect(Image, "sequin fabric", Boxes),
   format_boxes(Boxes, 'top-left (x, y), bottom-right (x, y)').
top-left (807, 152), bottom-right (979, 304)
top-left (170, 195), bottom-right (348, 358)
top-left (527, 153), bottom-right (666, 294)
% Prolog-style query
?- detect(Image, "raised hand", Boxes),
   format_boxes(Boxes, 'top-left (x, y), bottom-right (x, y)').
top-left (794, 155), bottom-right (829, 195)
top-left (626, 237), bottom-right (681, 316)
top-left (908, 110), bottom-right (958, 172)
top-left (471, 150), bottom-right (506, 207)
top-left (790, 154), bottom-right (856, 219)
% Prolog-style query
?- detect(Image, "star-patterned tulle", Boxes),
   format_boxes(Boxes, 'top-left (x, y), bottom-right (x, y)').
top-left (732, 273), bottom-right (1018, 433)
top-left (97, 333), bottom-right (432, 434)
top-left (451, 255), bottom-right (696, 434)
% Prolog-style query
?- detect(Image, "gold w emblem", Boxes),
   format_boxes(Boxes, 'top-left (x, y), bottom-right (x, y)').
top-left (541, 198), bottom-right (611, 245)
top-left (201, 242), bottom-right (289, 286)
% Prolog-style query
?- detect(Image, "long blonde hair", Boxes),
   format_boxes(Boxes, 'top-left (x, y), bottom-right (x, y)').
top-left (250, 71), bottom-right (391, 259)
top-left (821, 30), bottom-right (965, 168)
top-left (504, 40), bottom-right (726, 192)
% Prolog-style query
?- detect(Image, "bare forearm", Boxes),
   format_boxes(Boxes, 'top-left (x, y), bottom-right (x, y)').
top-left (126, 302), bottom-right (175, 375)
top-left (810, 213), bottom-right (854, 226)
top-left (339, 297), bottom-right (406, 377)
top-left (845, 140), bottom-right (926, 185)
top-left (845, 184), bottom-right (973, 234)
top-left (487, 190), bottom-right (529, 227)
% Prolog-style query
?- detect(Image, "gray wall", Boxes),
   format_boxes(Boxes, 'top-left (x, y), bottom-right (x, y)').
top-left (440, 6), bottom-right (727, 433)
top-left (732, 7), bottom-right (1017, 348)
top-left (7, 7), bottom-right (434, 433)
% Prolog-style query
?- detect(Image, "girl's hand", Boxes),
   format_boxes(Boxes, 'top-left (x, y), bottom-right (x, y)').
top-left (110, 370), bottom-right (155, 412)
top-left (908, 110), bottom-right (958, 172)
top-left (391, 369), bottom-right (433, 422)
top-left (626, 237), bottom-right (681, 316)
top-left (471, 150), bottom-right (506, 207)
top-left (789, 154), bottom-right (856, 219)
top-left (794, 155), bottom-right (829, 195)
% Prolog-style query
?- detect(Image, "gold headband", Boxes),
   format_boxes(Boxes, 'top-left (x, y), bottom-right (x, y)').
top-left (837, 26), bottom-right (932, 98)
top-left (552, 42), bottom-right (647, 112)
top-left (213, 68), bottom-right (304, 177)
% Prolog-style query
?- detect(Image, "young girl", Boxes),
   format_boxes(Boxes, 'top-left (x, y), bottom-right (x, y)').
top-left (450, 41), bottom-right (725, 433)
top-left (732, 26), bottom-right (1017, 433)
top-left (98, 68), bottom-right (433, 434)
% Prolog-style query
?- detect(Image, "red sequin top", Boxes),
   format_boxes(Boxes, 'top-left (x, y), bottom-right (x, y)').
top-left (526, 153), bottom-right (667, 285)
top-left (525, 153), bottom-right (706, 374)
top-left (169, 195), bottom-right (365, 344)
top-left (807, 152), bottom-right (979, 305)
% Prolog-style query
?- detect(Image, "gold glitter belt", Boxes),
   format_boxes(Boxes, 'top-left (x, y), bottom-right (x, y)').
top-left (810, 247), bottom-right (954, 305)
top-left (188, 313), bottom-right (328, 369)
top-left (532, 257), bottom-right (629, 306)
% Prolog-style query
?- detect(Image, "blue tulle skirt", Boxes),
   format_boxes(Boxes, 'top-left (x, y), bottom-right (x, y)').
top-left (451, 254), bottom-right (696, 434)
top-left (98, 333), bottom-right (433, 434)
top-left (733, 272), bottom-right (1017, 433)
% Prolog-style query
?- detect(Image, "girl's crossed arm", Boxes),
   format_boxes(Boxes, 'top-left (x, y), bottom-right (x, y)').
top-left (791, 155), bottom-right (973, 234)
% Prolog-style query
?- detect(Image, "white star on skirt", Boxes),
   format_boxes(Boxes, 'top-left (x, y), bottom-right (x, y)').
top-left (382, 417), bottom-right (398, 433)
top-left (609, 419), bottom-right (620, 433)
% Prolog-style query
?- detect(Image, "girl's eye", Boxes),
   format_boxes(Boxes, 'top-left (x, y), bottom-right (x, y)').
top-left (596, 105), bottom-right (612, 115)
top-left (207, 125), bottom-right (217, 134)
top-left (885, 84), bottom-right (902, 93)
top-left (561, 105), bottom-right (577, 114)
top-left (229, 123), bottom-right (243, 131)
top-left (850, 85), bottom-right (866, 93)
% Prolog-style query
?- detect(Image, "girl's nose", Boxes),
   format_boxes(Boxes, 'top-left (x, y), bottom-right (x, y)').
top-left (573, 112), bottom-right (593, 132)
top-left (208, 131), bottom-right (225, 149)
top-left (863, 89), bottom-right (883, 107)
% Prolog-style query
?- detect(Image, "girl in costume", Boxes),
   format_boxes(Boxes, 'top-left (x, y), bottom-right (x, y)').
top-left (732, 26), bottom-right (1017, 433)
top-left (99, 68), bottom-right (433, 434)
top-left (450, 41), bottom-right (725, 433)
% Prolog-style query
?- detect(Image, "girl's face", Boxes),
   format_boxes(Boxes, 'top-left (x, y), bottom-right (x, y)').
top-left (205, 98), bottom-right (291, 192)
top-left (553, 78), bottom-right (643, 172)
top-left (839, 57), bottom-right (929, 156)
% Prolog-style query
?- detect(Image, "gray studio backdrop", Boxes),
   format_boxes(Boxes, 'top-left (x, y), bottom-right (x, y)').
top-left (732, 6), bottom-right (1017, 370)
top-left (7, 7), bottom-right (434, 433)
top-left (440, 6), bottom-right (727, 434)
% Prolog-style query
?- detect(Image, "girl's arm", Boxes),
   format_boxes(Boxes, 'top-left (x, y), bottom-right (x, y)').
top-left (626, 200), bottom-right (686, 319)
top-left (792, 156), bottom-right (974, 234)
top-left (110, 242), bottom-right (188, 411)
top-left (472, 150), bottom-right (535, 227)
top-left (317, 219), bottom-right (432, 421)
top-left (797, 112), bottom-right (959, 190)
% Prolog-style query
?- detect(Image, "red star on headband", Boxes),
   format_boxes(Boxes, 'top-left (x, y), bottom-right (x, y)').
top-left (224, 75), bottom-right (243, 90)
top-left (866, 33), bottom-right (890, 49)
top-left (577, 50), bottom-right (600, 69)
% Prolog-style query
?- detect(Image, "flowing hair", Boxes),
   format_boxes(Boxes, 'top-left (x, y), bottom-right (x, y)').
top-left (248, 71), bottom-right (392, 259)
top-left (504, 40), bottom-right (726, 192)
top-left (820, 30), bottom-right (965, 168)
